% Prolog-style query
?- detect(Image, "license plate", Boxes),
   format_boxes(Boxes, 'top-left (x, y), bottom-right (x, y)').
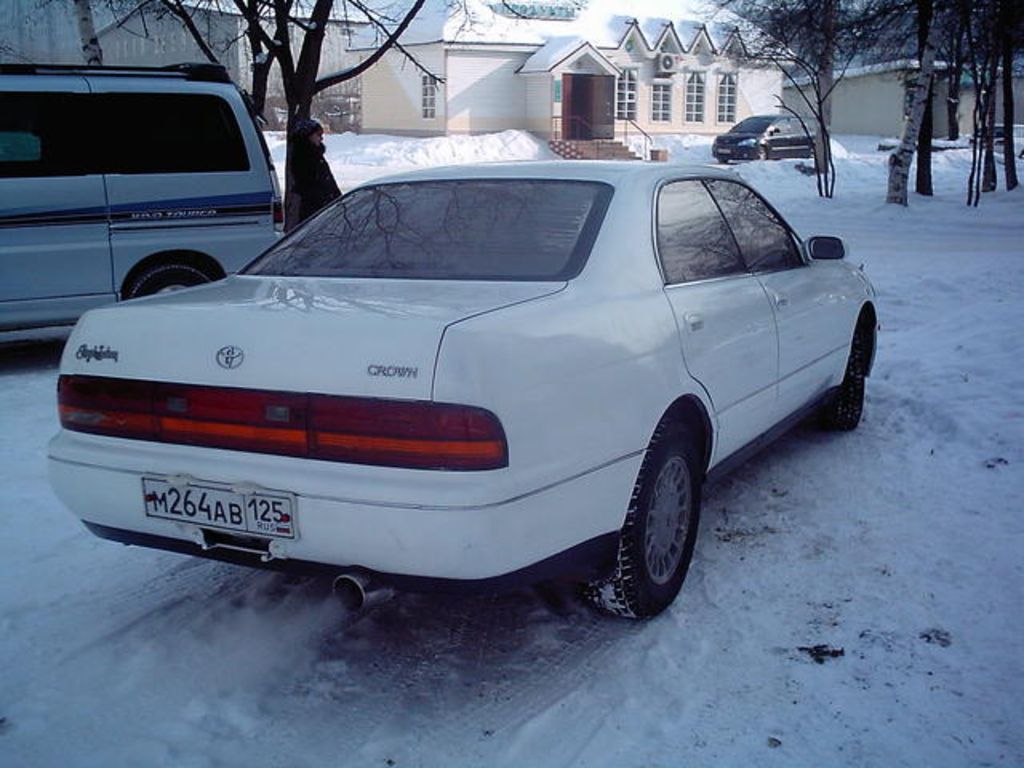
top-left (718, 148), bottom-right (732, 154)
top-left (142, 478), bottom-right (296, 539)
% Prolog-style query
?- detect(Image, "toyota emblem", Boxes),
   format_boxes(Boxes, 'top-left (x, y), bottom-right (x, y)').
top-left (216, 345), bottom-right (245, 369)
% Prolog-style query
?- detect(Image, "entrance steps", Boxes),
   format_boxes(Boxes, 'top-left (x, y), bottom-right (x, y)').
top-left (548, 139), bottom-right (641, 161)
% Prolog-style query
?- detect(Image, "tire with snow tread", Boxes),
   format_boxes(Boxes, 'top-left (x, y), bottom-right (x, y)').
top-left (123, 262), bottom-right (215, 299)
top-left (819, 320), bottom-right (869, 431)
top-left (585, 421), bottom-right (702, 619)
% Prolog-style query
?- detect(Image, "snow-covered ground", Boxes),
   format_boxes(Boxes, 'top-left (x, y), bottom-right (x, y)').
top-left (2, 133), bottom-right (1022, 767)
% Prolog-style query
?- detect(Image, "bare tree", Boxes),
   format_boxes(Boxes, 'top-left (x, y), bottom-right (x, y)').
top-left (720, 0), bottom-right (848, 197)
top-left (887, 18), bottom-right (940, 204)
top-left (914, 0), bottom-right (934, 195)
top-left (117, 0), bottom-right (434, 226)
top-left (718, 0), bottom-right (906, 198)
top-left (73, 0), bottom-right (104, 64)
top-left (962, 0), bottom-right (1000, 205)
top-left (997, 0), bottom-right (1021, 190)
top-left (936, 8), bottom-right (966, 139)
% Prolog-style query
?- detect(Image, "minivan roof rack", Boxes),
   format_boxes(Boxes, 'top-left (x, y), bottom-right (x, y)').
top-left (0, 62), bottom-right (233, 84)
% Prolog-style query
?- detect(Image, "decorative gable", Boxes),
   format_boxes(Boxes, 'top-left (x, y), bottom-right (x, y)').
top-left (618, 21), bottom-right (650, 56)
top-left (688, 26), bottom-right (716, 56)
top-left (653, 23), bottom-right (685, 56)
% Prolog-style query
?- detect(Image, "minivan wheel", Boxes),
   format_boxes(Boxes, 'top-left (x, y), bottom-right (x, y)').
top-left (584, 422), bottom-right (702, 619)
top-left (123, 262), bottom-right (214, 299)
top-left (819, 323), bottom-right (869, 431)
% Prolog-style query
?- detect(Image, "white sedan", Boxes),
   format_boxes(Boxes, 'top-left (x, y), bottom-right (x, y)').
top-left (48, 162), bottom-right (876, 619)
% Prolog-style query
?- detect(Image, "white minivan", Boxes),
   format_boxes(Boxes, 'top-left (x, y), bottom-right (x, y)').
top-left (0, 63), bottom-right (281, 332)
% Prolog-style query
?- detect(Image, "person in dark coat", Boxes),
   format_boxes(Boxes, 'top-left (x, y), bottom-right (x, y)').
top-left (289, 118), bottom-right (341, 224)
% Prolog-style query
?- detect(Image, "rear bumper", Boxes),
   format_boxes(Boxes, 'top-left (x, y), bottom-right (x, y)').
top-left (48, 430), bottom-right (637, 584)
top-left (81, 520), bottom-right (618, 592)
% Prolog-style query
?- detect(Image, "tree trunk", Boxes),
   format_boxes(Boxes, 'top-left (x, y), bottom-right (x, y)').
top-left (888, 22), bottom-right (940, 205)
top-left (818, 0), bottom-right (837, 130)
top-left (916, 80), bottom-right (934, 195)
top-left (73, 0), bottom-right (103, 65)
top-left (946, 62), bottom-right (961, 140)
top-left (982, 57), bottom-right (998, 192)
top-left (1002, 28), bottom-right (1019, 190)
top-left (915, 0), bottom-right (934, 195)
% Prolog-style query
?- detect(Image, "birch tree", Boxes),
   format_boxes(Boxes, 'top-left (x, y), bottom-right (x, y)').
top-left (73, 0), bottom-right (103, 64)
top-left (886, 19), bottom-right (941, 204)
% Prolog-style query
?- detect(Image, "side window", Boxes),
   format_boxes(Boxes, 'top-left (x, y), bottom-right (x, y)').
top-left (705, 179), bottom-right (802, 272)
top-left (97, 93), bottom-right (249, 174)
top-left (0, 92), bottom-right (93, 178)
top-left (656, 180), bottom-right (746, 284)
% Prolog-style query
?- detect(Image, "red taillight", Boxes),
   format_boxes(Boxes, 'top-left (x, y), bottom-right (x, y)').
top-left (58, 376), bottom-right (156, 439)
top-left (58, 375), bottom-right (507, 471)
top-left (154, 384), bottom-right (307, 456)
top-left (272, 199), bottom-right (284, 229)
top-left (310, 396), bottom-right (507, 470)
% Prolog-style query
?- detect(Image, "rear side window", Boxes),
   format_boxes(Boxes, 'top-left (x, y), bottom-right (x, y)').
top-left (246, 180), bottom-right (613, 281)
top-left (0, 92), bottom-right (92, 177)
top-left (656, 180), bottom-right (746, 284)
top-left (95, 93), bottom-right (249, 174)
top-left (0, 91), bottom-right (248, 177)
top-left (705, 180), bottom-right (802, 272)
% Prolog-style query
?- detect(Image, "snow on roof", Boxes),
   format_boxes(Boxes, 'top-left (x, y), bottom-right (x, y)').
top-left (350, 0), bottom-right (741, 52)
top-left (518, 36), bottom-right (587, 72)
top-left (786, 59), bottom-right (951, 87)
top-left (518, 37), bottom-right (619, 73)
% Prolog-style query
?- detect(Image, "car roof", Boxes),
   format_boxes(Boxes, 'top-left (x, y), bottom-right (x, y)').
top-left (0, 63), bottom-right (232, 84)
top-left (357, 160), bottom-right (741, 188)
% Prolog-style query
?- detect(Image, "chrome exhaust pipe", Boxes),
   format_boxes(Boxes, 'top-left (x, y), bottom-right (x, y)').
top-left (332, 573), bottom-right (394, 611)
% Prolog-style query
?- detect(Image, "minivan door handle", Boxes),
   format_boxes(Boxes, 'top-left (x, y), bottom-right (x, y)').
top-left (684, 313), bottom-right (704, 331)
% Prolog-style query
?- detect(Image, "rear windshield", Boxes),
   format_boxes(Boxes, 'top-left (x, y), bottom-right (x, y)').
top-left (245, 179), bottom-right (613, 281)
top-left (731, 116), bottom-right (775, 133)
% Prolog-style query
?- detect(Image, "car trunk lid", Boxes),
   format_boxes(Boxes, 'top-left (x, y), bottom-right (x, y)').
top-left (63, 275), bottom-right (564, 400)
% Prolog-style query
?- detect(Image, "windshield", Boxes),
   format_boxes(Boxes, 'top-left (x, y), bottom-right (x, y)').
top-left (730, 116), bottom-right (776, 134)
top-left (245, 179), bottom-right (613, 281)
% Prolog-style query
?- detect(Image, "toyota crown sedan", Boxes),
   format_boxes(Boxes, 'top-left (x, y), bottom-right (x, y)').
top-left (48, 162), bottom-right (876, 619)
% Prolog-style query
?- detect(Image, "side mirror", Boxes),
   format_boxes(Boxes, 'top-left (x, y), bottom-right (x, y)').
top-left (807, 235), bottom-right (846, 260)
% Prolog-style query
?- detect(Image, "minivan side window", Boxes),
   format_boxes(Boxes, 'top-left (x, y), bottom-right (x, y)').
top-left (97, 93), bottom-right (249, 174)
top-left (0, 93), bottom-right (92, 178)
top-left (656, 180), bottom-right (746, 284)
top-left (705, 179), bottom-right (803, 272)
top-left (1, 92), bottom-right (249, 178)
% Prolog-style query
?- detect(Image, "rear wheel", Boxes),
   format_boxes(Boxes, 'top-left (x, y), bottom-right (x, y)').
top-left (123, 262), bottom-right (216, 299)
top-left (585, 422), bottom-right (702, 619)
top-left (758, 145), bottom-right (771, 161)
top-left (820, 322), bottom-right (869, 431)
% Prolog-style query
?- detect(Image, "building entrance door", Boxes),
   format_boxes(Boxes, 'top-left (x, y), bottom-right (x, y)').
top-left (561, 74), bottom-right (614, 140)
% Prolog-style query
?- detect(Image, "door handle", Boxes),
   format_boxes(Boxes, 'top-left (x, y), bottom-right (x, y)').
top-left (684, 313), bottom-right (704, 331)
top-left (773, 294), bottom-right (789, 308)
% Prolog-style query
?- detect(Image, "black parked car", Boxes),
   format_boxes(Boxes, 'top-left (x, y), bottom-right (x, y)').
top-left (712, 115), bottom-right (815, 163)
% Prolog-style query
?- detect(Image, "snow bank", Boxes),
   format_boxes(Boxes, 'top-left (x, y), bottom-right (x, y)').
top-left (267, 129), bottom-right (555, 190)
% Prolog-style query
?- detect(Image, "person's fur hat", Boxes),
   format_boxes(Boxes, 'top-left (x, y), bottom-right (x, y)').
top-left (291, 118), bottom-right (323, 139)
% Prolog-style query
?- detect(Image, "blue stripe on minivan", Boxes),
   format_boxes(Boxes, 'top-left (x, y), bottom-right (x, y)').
top-left (0, 191), bottom-right (272, 228)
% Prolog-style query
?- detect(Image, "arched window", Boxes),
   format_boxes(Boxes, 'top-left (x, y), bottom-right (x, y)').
top-left (685, 72), bottom-right (705, 123)
top-left (717, 74), bottom-right (737, 123)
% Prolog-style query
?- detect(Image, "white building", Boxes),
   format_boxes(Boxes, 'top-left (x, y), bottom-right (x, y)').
top-left (354, 0), bottom-right (781, 142)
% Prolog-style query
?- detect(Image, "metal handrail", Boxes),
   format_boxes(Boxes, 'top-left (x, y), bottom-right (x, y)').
top-left (617, 118), bottom-right (653, 161)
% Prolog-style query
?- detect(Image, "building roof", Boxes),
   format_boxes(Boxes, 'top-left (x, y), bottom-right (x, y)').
top-left (518, 37), bottom-right (618, 74)
top-left (349, 0), bottom-right (742, 53)
top-left (784, 59), bottom-right (951, 88)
